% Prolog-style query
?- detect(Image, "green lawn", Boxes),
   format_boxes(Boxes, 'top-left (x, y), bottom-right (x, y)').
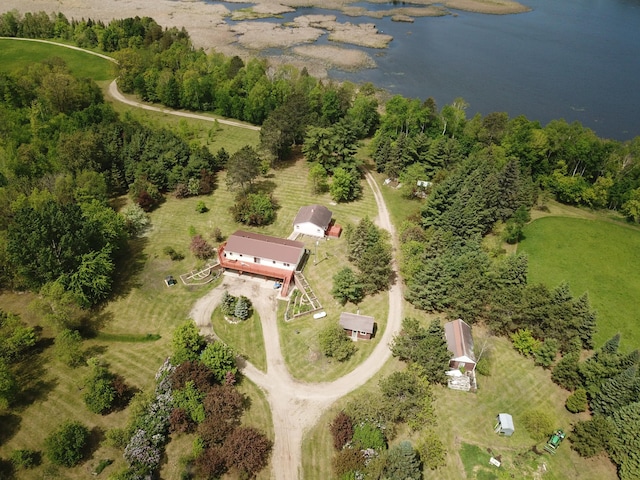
top-left (301, 331), bottom-right (617, 480)
top-left (0, 38), bottom-right (115, 80)
top-left (518, 216), bottom-right (640, 350)
top-left (212, 306), bottom-right (267, 372)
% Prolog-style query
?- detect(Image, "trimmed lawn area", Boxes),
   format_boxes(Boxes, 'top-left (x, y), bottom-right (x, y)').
top-left (433, 334), bottom-right (616, 480)
top-left (518, 216), bottom-right (640, 350)
top-left (212, 306), bottom-right (267, 372)
top-left (301, 330), bottom-right (618, 480)
top-left (0, 38), bottom-right (114, 80)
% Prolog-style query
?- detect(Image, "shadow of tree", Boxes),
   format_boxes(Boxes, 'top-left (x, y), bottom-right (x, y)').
top-left (85, 427), bottom-right (105, 462)
top-left (0, 457), bottom-right (15, 479)
top-left (0, 413), bottom-right (21, 446)
top-left (12, 353), bottom-right (58, 409)
top-left (250, 179), bottom-right (277, 195)
top-left (109, 236), bottom-right (149, 301)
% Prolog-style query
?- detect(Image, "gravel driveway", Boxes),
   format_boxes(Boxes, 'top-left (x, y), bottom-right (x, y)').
top-left (190, 171), bottom-right (403, 479)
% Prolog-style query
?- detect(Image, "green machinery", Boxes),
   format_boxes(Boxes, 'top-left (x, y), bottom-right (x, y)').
top-left (544, 429), bottom-right (566, 454)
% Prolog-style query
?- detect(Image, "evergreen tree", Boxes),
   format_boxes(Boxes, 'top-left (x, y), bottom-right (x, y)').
top-left (220, 291), bottom-right (237, 316)
top-left (591, 366), bottom-right (640, 417)
top-left (573, 292), bottom-right (597, 350)
top-left (570, 415), bottom-right (612, 458)
top-left (233, 296), bottom-right (251, 321)
top-left (383, 441), bottom-right (422, 480)
top-left (345, 217), bottom-right (379, 263)
top-left (565, 387), bottom-right (588, 413)
top-left (552, 352), bottom-right (582, 390)
top-left (609, 402), bottom-right (640, 479)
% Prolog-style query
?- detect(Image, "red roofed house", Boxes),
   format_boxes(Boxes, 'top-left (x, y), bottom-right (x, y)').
top-left (339, 312), bottom-right (375, 341)
top-left (444, 319), bottom-right (477, 391)
top-left (293, 204), bottom-right (333, 238)
top-left (218, 230), bottom-right (305, 296)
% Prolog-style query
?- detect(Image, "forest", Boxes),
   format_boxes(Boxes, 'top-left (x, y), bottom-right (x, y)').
top-left (1, 9), bottom-right (640, 480)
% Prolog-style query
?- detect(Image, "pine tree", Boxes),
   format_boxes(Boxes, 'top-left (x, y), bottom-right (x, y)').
top-left (233, 296), bottom-right (251, 321)
top-left (609, 402), bottom-right (640, 479)
top-left (220, 291), bottom-right (237, 316)
top-left (591, 366), bottom-right (640, 416)
top-left (383, 441), bottom-right (422, 480)
top-left (551, 351), bottom-right (582, 390)
top-left (573, 292), bottom-right (597, 350)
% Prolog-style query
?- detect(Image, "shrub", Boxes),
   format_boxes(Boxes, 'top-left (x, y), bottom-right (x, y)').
top-left (352, 423), bottom-right (386, 450)
top-left (54, 329), bottom-right (84, 367)
top-left (195, 201), bottom-right (208, 213)
top-left (211, 227), bottom-right (224, 242)
top-left (417, 429), bottom-right (446, 470)
top-left (200, 342), bottom-right (237, 383)
top-left (10, 449), bottom-right (39, 469)
top-left (44, 421), bottom-right (89, 467)
top-left (190, 235), bottom-right (215, 260)
top-left (475, 356), bottom-right (491, 376)
top-left (566, 388), bottom-right (588, 413)
top-left (510, 328), bottom-right (541, 357)
top-left (330, 411), bottom-right (354, 450)
top-left (319, 324), bottom-right (356, 362)
top-left (231, 192), bottom-right (277, 226)
top-left (222, 427), bottom-right (272, 478)
top-left (163, 246), bottom-right (185, 261)
top-left (521, 408), bottom-right (555, 441)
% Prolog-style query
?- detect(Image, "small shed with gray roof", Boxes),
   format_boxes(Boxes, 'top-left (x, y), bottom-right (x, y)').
top-left (339, 312), bottom-right (375, 341)
top-left (293, 204), bottom-right (333, 238)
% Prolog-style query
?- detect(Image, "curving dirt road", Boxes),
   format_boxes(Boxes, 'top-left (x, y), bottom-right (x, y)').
top-left (190, 172), bottom-right (403, 479)
top-left (5, 37), bottom-right (403, 479)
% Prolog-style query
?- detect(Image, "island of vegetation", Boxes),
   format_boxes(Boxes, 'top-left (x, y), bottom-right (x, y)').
top-left (0, 10), bottom-right (639, 480)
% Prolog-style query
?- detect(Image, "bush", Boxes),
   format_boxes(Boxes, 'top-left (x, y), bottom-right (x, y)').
top-left (330, 411), bottom-right (354, 450)
top-left (211, 227), bottom-right (224, 242)
top-left (10, 449), bottom-right (39, 469)
top-left (230, 193), bottom-right (277, 226)
top-left (163, 246), bottom-right (185, 261)
top-left (510, 328), bottom-right (541, 357)
top-left (190, 235), bottom-right (215, 260)
top-left (352, 423), bottom-right (386, 450)
top-left (475, 356), bottom-right (491, 376)
top-left (54, 329), bottom-right (84, 367)
top-left (417, 429), bottom-right (446, 470)
top-left (566, 388), bottom-right (588, 413)
top-left (319, 324), bottom-right (356, 362)
top-left (44, 421), bottom-right (89, 467)
top-left (521, 409), bottom-right (555, 441)
top-left (195, 201), bottom-right (208, 213)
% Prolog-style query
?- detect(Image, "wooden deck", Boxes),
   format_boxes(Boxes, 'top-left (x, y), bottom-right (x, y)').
top-left (217, 244), bottom-right (294, 297)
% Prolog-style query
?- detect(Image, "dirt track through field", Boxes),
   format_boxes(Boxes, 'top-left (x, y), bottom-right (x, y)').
top-left (4, 37), bottom-right (403, 479)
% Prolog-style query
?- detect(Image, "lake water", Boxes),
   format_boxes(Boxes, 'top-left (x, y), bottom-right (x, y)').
top-left (220, 0), bottom-right (640, 140)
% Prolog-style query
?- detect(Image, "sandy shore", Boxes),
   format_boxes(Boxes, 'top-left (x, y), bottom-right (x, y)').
top-left (1, 0), bottom-right (530, 74)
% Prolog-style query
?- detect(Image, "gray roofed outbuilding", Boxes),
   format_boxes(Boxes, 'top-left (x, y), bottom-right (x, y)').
top-left (339, 312), bottom-right (375, 334)
top-left (293, 205), bottom-right (333, 230)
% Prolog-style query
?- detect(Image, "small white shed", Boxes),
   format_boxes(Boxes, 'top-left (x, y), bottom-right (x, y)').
top-left (494, 413), bottom-right (515, 437)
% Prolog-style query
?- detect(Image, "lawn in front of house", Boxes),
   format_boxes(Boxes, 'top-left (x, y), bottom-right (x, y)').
top-left (518, 215), bottom-right (640, 350)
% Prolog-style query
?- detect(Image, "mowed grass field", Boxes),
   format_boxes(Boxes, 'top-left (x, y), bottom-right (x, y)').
top-left (302, 332), bottom-right (618, 480)
top-left (518, 215), bottom-right (640, 351)
top-left (0, 38), bottom-right (115, 80)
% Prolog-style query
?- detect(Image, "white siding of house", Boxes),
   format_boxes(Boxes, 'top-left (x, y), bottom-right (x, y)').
top-left (294, 221), bottom-right (325, 238)
top-left (224, 251), bottom-right (297, 271)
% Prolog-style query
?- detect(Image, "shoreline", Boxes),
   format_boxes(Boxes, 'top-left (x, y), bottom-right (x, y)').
top-left (1, 0), bottom-right (530, 75)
